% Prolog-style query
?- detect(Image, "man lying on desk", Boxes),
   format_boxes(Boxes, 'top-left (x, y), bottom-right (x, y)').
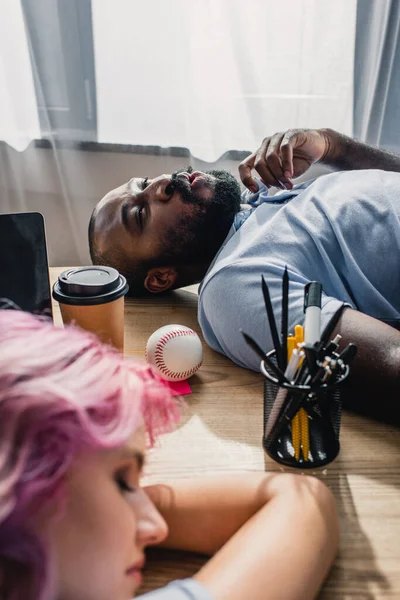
top-left (88, 128), bottom-right (400, 411)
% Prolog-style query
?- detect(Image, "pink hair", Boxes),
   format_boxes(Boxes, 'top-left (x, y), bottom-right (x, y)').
top-left (0, 310), bottom-right (180, 599)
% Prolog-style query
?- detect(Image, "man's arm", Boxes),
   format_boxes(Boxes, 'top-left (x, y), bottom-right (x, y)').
top-left (322, 128), bottom-right (400, 173)
top-left (145, 473), bottom-right (338, 600)
top-left (331, 308), bottom-right (400, 422)
top-left (239, 128), bottom-right (400, 191)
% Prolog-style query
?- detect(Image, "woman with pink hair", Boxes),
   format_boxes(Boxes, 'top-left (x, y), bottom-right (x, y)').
top-left (0, 309), bottom-right (339, 600)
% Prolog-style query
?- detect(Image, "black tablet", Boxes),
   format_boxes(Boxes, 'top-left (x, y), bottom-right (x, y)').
top-left (0, 212), bottom-right (52, 317)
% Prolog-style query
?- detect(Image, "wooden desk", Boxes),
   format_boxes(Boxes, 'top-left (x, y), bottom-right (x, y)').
top-left (50, 268), bottom-right (400, 598)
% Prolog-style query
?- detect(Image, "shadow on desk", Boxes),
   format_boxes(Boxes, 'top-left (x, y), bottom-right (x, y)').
top-left (321, 473), bottom-right (390, 599)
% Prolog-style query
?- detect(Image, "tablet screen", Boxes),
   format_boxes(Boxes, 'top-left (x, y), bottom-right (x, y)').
top-left (0, 212), bottom-right (52, 317)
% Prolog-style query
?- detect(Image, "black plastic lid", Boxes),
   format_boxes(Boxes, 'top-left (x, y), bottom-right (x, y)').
top-left (52, 266), bottom-right (129, 306)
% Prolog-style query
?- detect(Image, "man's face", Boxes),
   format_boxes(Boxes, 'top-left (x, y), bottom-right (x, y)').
top-left (90, 169), bottom-right (241, 282)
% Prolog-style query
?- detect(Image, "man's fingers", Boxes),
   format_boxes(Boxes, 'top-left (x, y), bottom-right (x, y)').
top-left (239, 153), bottom-right (258, 192)
top-left (253, 138), bottom-right (281, 188)
top-left (264, 133), bottom-right (292, 189)
top-left (280, 132), bottom-right (297, 179)
top-left (252, 135), bottom-right (292, 190)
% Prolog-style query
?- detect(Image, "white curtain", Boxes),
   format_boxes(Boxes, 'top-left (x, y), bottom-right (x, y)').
top-left (93, 0), bottom-right (356, 162)
top-left (354, 0), bottom-right (400, 152)
top-left (0, 0), bottom-right (356, 159)
top-left (0, 0), bottom-right (357, 267)
top-left (0, 0), bottom-right (40, 151)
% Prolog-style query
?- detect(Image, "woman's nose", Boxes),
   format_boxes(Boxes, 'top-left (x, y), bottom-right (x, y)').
top-left (137, 513), bottom-right (168, 547)
top-left (136, 494), bottom-right (169, 547)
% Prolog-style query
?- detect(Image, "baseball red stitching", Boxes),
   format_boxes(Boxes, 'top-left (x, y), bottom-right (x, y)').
top-left (150, 329), bottom-right (202, 380)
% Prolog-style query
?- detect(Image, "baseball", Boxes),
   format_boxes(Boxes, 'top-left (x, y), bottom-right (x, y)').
top-left (145, 324), bottom-right (203, 381)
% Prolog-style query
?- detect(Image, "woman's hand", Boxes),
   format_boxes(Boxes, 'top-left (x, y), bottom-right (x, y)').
top-left (239, 129), bottom-right (330, 192)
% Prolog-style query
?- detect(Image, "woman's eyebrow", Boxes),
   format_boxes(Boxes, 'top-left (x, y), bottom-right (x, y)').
top-left (120, 449), bottom-right (145, 471)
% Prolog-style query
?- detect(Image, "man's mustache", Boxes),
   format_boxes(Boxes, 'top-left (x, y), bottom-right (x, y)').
top-left (167, 170), bottom-right (195, 203)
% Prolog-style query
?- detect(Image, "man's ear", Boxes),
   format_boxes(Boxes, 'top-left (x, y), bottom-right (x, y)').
top-left (144, 266), bottom-right (178, 293)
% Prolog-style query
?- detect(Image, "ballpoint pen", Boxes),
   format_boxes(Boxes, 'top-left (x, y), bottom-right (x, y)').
top-left (285, 347), bottom-right (303, 381)
top-left (261, 275), bottom-right (284, 370)
top-left (265, 348), bottom-right (304, 440)
top-left (337, 343), bottom-right (358, 365)
top-left (316, 303), bottom-right (346, 359)
top-left (324, 334), bottom-right (342, 357)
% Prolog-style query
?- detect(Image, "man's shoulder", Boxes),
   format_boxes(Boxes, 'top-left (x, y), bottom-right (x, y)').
top-left (304, 168), bottom-right (400, 193)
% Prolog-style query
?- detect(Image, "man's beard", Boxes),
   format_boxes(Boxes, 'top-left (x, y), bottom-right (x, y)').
top-left (155, 167), bottom-right (242, 267)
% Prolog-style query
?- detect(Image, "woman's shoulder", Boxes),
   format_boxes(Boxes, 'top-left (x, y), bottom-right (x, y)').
top-left (137, 578), bottom-right (213, 600)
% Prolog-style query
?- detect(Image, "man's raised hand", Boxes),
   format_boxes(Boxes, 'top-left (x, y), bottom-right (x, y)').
top-left (239, 128), bottom-right (329, 192)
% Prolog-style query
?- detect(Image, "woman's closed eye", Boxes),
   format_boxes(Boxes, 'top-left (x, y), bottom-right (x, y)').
top-left (117, 477), bottom-right (137, 494)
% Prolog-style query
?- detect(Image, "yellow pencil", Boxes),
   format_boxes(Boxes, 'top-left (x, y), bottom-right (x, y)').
top-left (294, 324), bottom-right (304, 346)
top-left (299, 408), bottom-right (309, 461)
top-left (292, 412), bottom-right (301, 460)
top-left (287, 336), bottom-right (296, 363)
top-left (290, 324), bottom-right (304, 461)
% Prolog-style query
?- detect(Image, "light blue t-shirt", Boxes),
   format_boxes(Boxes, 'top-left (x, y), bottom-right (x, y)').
top-left (198, 169), bottom-right (400, 371)
top-left (138, 578), bottom-right (213, 599)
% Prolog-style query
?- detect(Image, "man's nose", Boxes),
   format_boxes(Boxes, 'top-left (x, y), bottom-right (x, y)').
top-left (148, 175), bottom-right (174, 203)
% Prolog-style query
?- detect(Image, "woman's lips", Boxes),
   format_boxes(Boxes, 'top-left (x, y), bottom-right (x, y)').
top-left (126, 557), bottom-right (145, 587)
top-left (127, 556), bottom-right (145, 571)
top-left (126, 567), bottom-right (143, 588)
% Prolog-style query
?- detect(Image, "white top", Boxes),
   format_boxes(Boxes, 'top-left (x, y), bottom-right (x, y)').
top-left (138, 578), bottom-right (213, 599)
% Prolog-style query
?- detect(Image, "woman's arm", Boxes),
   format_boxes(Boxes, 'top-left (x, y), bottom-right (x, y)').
top-left (145, 473), bottom-right (339, 600)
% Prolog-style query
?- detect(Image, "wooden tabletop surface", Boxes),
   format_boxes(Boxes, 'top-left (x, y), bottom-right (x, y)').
top-left (50, 268), bottom-right (400, 598)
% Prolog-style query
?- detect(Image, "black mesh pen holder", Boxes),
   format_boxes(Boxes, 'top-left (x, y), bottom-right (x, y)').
top-left (261, 351), bottom-right (349, 469)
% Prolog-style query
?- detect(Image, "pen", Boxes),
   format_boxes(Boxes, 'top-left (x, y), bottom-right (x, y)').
top-left (265, 348), bottom-right (303, 440)
top-left (240, 329), bottom-right (290, 385)
top-left (316, 303), bottom-right (346, 358)
top-left (302, 342), bottom-right (318, 376)
top-left (304, 281), bottom-right (322, 344)
top-left (266, 389), bottom-right (308, 447)
top-left (324, 334), bottom-right (342, 357)
top-left (288, 346), bottom-right (305, 459)
top-left (281, 266), bottom-right (289, 371)
top-left (261, 275), bottom-right (284, 371)
top-left (337, 343), bottom-right (358, 366)
top-left (285, 348), bottom-right (303, 381)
